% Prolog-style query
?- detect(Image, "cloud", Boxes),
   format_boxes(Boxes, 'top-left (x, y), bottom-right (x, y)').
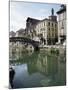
top-left (10, 20), bottom-right (25, 32)
top-left (34, 16), bottom-right (44, 20)
top-left (38, 9), bottom-right (50, 18)
top-left (10, 2), bottom-right (60, 32)
top-left (10, 5), bottom-right (27, 31)
top-left (39, 9), bottom-right (47, 13)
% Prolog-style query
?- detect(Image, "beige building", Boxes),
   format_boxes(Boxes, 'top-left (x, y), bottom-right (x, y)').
top-left (56, 5), bottom-right (66, 44)
top-left (35, 8), bottom-right (58, 45)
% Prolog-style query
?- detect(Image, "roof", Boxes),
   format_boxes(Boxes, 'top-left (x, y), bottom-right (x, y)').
top-left (56, 5), bottom-right (66, 14)
top-left (26, 17), bottom-right (40, 26)
top-left (9, 31), bottom-right (16, 37)
top-left (9, 31), bottom-right (16, 35)
top-left (42, 18), bottom-right (57, 22)
top-left (10, 31), bottom-right (15, 34)
top-left (16, 28), bottom-right (25, 34)
top-left (26, 17), bottom-right (40, 22)
top-left (36, 18), bottom-right (57, 25)
top-left (17, 28), bottom-right (25, 32)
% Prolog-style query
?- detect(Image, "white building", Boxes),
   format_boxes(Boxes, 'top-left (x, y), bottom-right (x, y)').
top-left (56, 5), bottom-right (66, 44)
top-left (15, 28), bottom-right (25, 37)
top-left (9, 31), bottom-right (16, 37)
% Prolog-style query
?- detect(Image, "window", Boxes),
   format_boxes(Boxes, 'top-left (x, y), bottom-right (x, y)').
top-left (52, 33), bottom-right (54, 37)
top-left (61, 21), bottom-right (64, 29)
top-left (52, 23), bottom-right (53, 27)
top-left (44, 22), bottom-right (45, 26)
top-left (62, 22), bottom-right (64, 26)
top-left (55, 24), bottom-right (56, 28)
top-left (48, 28), bottom-right (50, 36)
top-left (49, 28), bottom-right (50, 31)
top-left (55, 32), bottom-right (58, 37)
top-left (52, 28), bottom-right (54, 31)
top-left (48, 22), bottom-right (50, 26)
top-left (55, 29), bottom-right (57, 33)
top-left (48, 32), bottom-right (50, 37)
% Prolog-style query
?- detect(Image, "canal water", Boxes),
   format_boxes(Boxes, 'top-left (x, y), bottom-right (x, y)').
top-left (9, 49), bottom-right (66, 89)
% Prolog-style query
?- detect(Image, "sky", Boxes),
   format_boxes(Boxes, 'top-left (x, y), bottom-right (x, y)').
top-left (10, 1), bottom-right (61, 32)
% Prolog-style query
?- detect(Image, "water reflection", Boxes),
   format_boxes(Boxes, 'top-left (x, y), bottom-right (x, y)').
top-left (9, 49), bottom-right (66, 88)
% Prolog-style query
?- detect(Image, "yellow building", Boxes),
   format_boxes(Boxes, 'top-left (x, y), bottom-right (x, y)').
top-left (35, 8), bottom-right (58, 45)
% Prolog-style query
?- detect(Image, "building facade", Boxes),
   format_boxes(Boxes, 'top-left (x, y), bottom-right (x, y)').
top-left (56, 5), bottom-right (66, 44)
top-left (26, 17), bottom-right (40, 39)
top-left (35, 8), bottom-right (58, 45)
top-left (9, 31), bottom-right (16, 37)
top-left (15, 28), bottom-right (26, 37)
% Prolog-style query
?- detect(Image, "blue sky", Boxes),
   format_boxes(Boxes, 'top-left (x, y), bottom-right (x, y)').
top-left (10, 1), bottom-right (61, 32)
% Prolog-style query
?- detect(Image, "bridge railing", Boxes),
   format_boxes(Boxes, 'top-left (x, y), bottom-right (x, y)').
top-left (9, 37), bottom-right (40, 47)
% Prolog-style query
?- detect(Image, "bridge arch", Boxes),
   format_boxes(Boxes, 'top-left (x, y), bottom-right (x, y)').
top-left (10, 37), bottom-right (40, 51)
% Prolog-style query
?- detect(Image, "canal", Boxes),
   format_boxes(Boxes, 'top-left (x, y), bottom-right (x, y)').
top-left (9, 49), bottom-right (66, 89)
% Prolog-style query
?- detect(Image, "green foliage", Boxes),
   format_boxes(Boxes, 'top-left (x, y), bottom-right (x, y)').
top-left (50, 48), bottom-right (59, 55)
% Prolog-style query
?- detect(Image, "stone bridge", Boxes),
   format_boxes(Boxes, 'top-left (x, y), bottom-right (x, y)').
top-left (10, 37), bottom-right (40, 51)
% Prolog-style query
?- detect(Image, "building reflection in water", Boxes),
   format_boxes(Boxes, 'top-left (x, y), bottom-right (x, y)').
top-left (27, 52), bottom-right (65, 86)
top-left (57, 56), bottom-right (66, 85)
top-left (27, 53), bottom-right (58, 76)
top-left (9, 47), bottom-right (34, 61)
top-left (9, 48), bottom-right (66, 87)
